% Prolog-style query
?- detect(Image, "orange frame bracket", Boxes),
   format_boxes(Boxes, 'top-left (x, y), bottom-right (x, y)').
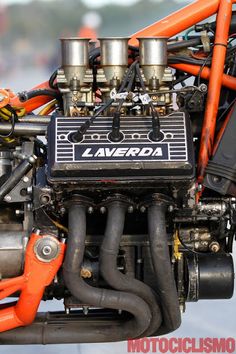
top-left (0, 233), bottom-right (65, 332)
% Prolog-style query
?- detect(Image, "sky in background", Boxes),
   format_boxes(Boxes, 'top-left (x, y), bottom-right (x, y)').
top-left (2, 0), bottom-right (193, 7)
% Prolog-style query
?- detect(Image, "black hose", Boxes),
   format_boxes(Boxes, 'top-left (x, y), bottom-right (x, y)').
top-left (100, 199), bottom-right (162, 337)
top-left (147, 196), bottom-right (181, 335)
top-left (63, 201), bottom-right (152, 341)
top-left (167, 38), bottom-right (202, 51)
top-left (18, 89), bottom-right (61, 102)
top-left (49, 70), bottom-right (58, 90)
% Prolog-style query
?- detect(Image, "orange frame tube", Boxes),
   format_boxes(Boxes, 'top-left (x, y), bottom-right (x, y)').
top-left (170, 63), bottom-right (236, 91)
top-left (0, 233), bottom-right (65, 332)
top-left (198, 0), bottom-right (232, 181)
top-left (130, 0), bottom-right (236, 182)
top-left (130, 0), bottom-right (221, 46)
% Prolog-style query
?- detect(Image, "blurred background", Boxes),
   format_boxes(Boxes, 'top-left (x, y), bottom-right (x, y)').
top-left (0, 0), bottom-right (194, 91)
top-left (0, 0), bottom-right (235, 353)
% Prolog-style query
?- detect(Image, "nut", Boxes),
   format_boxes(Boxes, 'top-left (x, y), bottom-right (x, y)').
top-left (81, 268), bottom-right (92, 279)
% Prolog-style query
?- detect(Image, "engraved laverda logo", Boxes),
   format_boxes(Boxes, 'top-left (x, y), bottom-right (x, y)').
top-left (75, 144), bottom-right (169, 161)
top-left (82, 147), bottom-right (163, 158)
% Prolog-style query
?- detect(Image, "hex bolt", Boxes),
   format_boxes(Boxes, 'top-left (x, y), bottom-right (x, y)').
top-left (128, 205), bottom-right (134, 213)
top-left (42, 245), bottom-right (52, 256)
top-left (168, 205), bottom-right (174, 212)
top-left (100, 206), bottom-right (106, 214)
top-left (199, 83), bottom-right (207, 93)
top-left (87, 206), bottom-right (94, 214)
top-left (22, 176), bottom-right (29, 183)
top-left (4, 195), bottom-right (12, 202)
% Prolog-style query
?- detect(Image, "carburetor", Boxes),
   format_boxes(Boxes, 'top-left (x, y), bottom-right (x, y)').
top-left (56, 36), bottom-right (173, 116)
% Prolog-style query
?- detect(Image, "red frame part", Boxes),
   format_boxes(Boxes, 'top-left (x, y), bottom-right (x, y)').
top-left (0, 233), bottom-right (65, 332)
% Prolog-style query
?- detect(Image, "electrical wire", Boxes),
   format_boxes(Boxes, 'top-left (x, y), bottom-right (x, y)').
top-left (0, 105), bottom-right (17, 138)
top-left (38, 100), bottom-right (57, 115)
top-left (71, 60), bottom-right (138, 142)
top-left (197, 51), bottom-right (213, 87)
top-left (135, 62), bottom-right (161, 140)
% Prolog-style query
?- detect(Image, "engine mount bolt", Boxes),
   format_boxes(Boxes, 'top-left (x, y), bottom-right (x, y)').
top-left (100, 206), bottom-right (106, 214)
top-left (87, 206), bottom-right (94, 214)
top-left (4, 195), bottom-right (11, 202)
top-left (168, 205), bottom-right (174, 212)
top-left (42, 245), bottom-right (52, 256)
top-left (34, 236), bottom-right (60, 262)
top-left (128, 205), bottom-right (134, 213)
top-left (140, 206), bottom-right (146, 213)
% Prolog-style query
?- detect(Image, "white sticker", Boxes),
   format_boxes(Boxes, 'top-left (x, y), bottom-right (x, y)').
top-left (139, 93), bottom-right (152, 105)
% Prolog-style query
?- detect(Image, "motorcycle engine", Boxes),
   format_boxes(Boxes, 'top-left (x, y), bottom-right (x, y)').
top-left (0, 36), bottom-right (234, 343)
